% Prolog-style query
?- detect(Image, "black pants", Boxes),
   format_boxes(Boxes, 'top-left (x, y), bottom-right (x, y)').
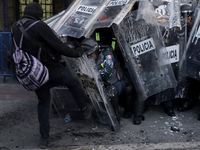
top-left (35, 63), bottom-right (88, 137)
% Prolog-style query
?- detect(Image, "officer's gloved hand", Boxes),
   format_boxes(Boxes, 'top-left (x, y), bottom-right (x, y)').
top-left (99, 59), bottom-right (113, 77)
top-left (75, 47), bottom-right (84, 57)
top-left (104, 59), bottom-right (113, 70)
top-left (105, 85), bottom-right (117, 98)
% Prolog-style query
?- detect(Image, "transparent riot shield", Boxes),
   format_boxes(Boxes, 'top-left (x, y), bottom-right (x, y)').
top-left (185, 2), bottom-right (200, 81)
top-left (149, 26), bottom-right (189, 105)
top-left (51, 0), bottom-right (136, 38)
top-left (93, 0), bottom-right (136, 28)
top-left (113, 9), bottom-right (177, 101)
top-left (44, 10), bottom-right (65, 28)
top-left (137, 0), bottom-right (181, 29)
top-left (51, 54), bottom-right (121, 131)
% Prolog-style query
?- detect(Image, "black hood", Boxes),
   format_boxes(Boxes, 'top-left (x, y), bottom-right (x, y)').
top-left (23, 2), bottom-right (43, 20)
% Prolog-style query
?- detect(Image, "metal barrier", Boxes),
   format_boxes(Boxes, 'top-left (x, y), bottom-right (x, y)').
top-left (0, 32), bottom-right (13, 82)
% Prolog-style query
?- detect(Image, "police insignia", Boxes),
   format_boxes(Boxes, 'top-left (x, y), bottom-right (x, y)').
top-left (106, 55), bottom-right (113, 59)
top-left (105, 58), bottom-right (112, 65)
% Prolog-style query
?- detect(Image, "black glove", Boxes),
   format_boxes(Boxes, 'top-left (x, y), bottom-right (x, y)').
top-left (65, 40), bottom-right (80, 49)
top-left (65, 41), bottom-right (75, 49)
top-left (99, 59), bottom-right (114, 77)
top-left (105, 85), bottom-right (117, 98)
top-left (75, 47), bottom-right (84, 57)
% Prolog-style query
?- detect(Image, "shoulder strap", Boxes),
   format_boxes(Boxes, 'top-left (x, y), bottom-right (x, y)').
top-left (18, 20), bottom-right (45, 47)
top-left (11, 20), bottom-right (43, 49)
top-left (17, 18), bottom-right (30, 25)
top-left (11, 27), bottom-right (22, 50)
top-left (11, 20), bottom-right (44, 60)
top-left (12, 19), bottom-right (55, 60)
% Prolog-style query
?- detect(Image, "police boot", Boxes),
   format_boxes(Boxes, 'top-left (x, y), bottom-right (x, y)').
top-left (133, 99), bottom-right (145, 125)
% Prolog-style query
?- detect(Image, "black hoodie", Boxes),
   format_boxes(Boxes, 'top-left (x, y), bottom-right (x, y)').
top-left (24, 2), bottom-right (43, 20)
top-left (11, 2), bottom-right (82, 67)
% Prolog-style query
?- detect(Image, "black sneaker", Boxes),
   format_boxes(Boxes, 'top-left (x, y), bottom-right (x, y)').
top-left (82, 103), bottom-right (93, 119)
top-left (39, 136), bottom-right (50, 149)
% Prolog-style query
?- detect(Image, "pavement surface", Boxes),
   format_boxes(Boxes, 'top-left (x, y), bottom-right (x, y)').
top-left (1, 76), bottom-right (200, 150)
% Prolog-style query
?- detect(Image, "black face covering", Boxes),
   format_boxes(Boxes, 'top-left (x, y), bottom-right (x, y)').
top-left (23, 2), bottom-right (43, 20)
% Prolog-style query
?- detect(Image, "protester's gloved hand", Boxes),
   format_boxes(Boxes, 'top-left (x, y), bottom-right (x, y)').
top-left (65, 40), bottom-right (81, 49)
top-left (65, 41), bottom-right (76, 49)
top-left (75, 47), bottom-right (84, 57)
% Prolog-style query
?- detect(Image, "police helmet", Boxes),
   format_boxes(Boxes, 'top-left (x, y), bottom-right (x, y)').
top-left (81, 38), bottom-right (99, 55)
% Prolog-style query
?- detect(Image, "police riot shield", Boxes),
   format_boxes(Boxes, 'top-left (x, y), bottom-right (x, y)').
top-left (51, 54), bottom-right (121, 131)
top-left (47, 0), bottom-right (139, 131)
top-left (133, 0), bottom-right (197, 104)
top-left (44, 10), bottom-right (65, 28)
top-left (185, 2), bottom-right (200, 81)
top-left (149, 25), bottom-right (189, 105)
top-left (147, 0), bottom-right (181, 29)
top-left (51, 0), bottom-right (136, 38)
top-left (112, 7), bottom-right (177, 101)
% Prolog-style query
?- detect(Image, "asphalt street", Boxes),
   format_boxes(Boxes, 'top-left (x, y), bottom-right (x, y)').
top-left (1, 76), bottom-right (200, 150)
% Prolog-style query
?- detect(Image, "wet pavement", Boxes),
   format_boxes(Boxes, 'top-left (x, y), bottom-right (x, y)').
top-left (1, 77), bottom-right (200, 150)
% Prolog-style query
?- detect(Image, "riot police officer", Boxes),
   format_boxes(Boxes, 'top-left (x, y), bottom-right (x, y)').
top-left (81, 37), bottom-right (126, 121)
top-left (91, 27), bottom-right (145, 125)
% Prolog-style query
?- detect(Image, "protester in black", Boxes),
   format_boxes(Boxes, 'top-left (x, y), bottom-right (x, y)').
top-left (11, 2), bottom-right (92, 149)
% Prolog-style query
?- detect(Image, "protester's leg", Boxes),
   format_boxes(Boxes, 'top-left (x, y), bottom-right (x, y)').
top-left (61, 68), bottom-right (93, 119)
top-left (50, 65), bottom-right (92, 118)
top-left (35, 83), bottom-right (52, 138)
top-left (60, 68), bottom-right (89, 109)
top-left (35, 82), bottom-right (54, 149)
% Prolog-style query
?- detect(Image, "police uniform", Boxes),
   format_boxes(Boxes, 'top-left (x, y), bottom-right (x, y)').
top-left (95, 46), bottom-right (125, 96)
top-left (92, 29), bottom-right (145, 124)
